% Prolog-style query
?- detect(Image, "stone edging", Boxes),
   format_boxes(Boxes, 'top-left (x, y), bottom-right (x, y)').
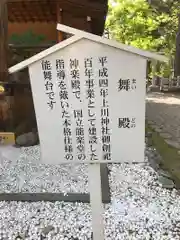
top-left (0, 164), bottom-right (111, 203)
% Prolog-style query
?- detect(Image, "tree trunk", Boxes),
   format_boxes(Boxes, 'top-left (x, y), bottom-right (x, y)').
top-left (0, 0), bottom-right (11, 132)
top-left (0, 0), bottom-right (8, 83)
top-left (174, 14), bottom-right (180, 77)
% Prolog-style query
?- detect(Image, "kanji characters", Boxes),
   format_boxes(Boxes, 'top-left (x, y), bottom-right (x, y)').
top-left (118, 118), bottom-right (131, 129)
top-left (99, 68), bottom-right (108, 78)
top-left (70, 58), bottom-right (81, 100)
top-left (71, 80), bottom-right (80, 90)
top-left (57, 70), bottom-right (65, 80)
top-left (86, 88), bottom-right (95, 99)
top-left (118, 79), bottom-right (130, 91)
top-left (45, 81), bottom-right (53, 91)
top-left (41, 59), bottom-right (56, 110)
top-left (99, 56), bottom-right (111, 161)
top-left (42, 60), bottom-right (51, 71)
top-left (71, 69), bottom-right (80, 79)
top-left (118, 78), bottom-right (137, 91)
top-left (70, 59), bottom-right (79, 69)
top-left (118, 117), bottom-right (136, 129)
top-left (59, 90), bottom-right (68, 100)
top-left (84, 56), bottom-right (98, 161)
top-left (74, 108), bottom-right (86, 161)
top-left (43, 71), bottom-right (52, 80)
top-left (84, 58), bottom-right (93, 68)
top-left (99, 57), bottom-right (107, 67)
top-left (74, 110), bottom-right (83, 118)
top-left (99, 78), bottom-right (108, 88)
top-left (57, 58), bottom-right (74, 161)
top-left (56, 59), bottom-right (65, 69)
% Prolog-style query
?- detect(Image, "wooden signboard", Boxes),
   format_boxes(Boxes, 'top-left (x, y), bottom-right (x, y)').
top-left (9, 24), bottom-right (168, 240)
top-left (0, 132), bottom-right (15, 144)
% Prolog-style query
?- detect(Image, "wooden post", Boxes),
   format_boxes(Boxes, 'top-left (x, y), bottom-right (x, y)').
top-left (0, 0), bottom-right (12, 133)
top-left (0, 0), bottom-right (8, 83)
top-left (88, 164), bottom-right (104, 240)
top-left (152, 60), bottom-right (157, 86)
top-left (56, 3), bottom-right (63, 42)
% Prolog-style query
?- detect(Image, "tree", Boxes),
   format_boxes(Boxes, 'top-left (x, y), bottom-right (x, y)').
top-left (106, 0), bottom-right (164, 50)
top-left (0, 0), bottom-right (8, 83)
top-left (148, 0), bottom-right (179, 55)
top-left (148, 0), bottom-right (180, 76)
top-left (106, 0), bottom-right (178, 77)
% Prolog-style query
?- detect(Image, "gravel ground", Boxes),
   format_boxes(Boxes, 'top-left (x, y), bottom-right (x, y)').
top-left (146, 92), bottom-right (180, 149)
top-left (0, 145), bottom-right (180, 239)
top-left (0, 146), bottom-right (88, 193)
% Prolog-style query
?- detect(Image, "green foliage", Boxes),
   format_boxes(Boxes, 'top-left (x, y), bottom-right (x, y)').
top-left (9, 30), bottom-right (56, 45)
top-left (106, 0), bottom-right (180, 77)
top-left (107, 0), bottom-right (162, 50)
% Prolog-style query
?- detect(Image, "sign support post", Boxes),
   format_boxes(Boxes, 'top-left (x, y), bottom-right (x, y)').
top-left (88, 163), bottom-right (104, 240)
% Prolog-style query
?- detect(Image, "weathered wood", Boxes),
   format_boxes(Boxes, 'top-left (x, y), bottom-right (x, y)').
top-left (56, 3), bottom-right (64, 42)
top-left (0, 0), bottom-right (8, 82)
top-left (174, 14), bottom-right (180, 77)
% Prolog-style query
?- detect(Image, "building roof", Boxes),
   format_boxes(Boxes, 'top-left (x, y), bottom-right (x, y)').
top-left (9, 24), bottom-right (168, 74)
top-left (7, 0), bottom-right (108, 35)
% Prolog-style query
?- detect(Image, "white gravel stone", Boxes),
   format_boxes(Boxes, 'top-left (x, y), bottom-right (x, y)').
top-left (0, 145), bottom-right (88, 193)
top-left (0, 145), bottom-right (180, 239)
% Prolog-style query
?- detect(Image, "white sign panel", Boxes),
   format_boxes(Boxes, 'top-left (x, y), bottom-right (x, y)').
top-left (29, 38), bottom-right (146, 164)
